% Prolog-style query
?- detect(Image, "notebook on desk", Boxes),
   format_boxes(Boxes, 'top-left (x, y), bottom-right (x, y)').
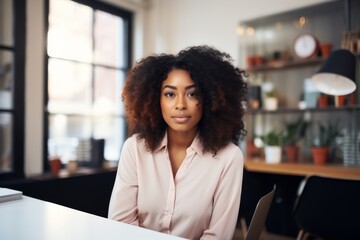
top-left (245, 185), bottom-right (276, 240)
top-left (0, 187), bottom-right (23, 203)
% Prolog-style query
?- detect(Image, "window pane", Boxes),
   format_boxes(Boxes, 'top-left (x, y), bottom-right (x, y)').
top-left (48, 0), bottom-right (93, 62)
top-left (93, 116), bottom-right (125, 161)
top-left (94, 67), bottom-right (125, 115)
top-left (94, 10), bottom-right (125, 68)
top-left (48, 59), bottom-right (92, 114)
top-left (0, 50), bottom-right (13, 109)
top-left (47, 0), bottom-right (131, 167)
top-left (0, 113), bottom-right (12, 173)
top-left (48, 114), bottom-right (92, 164)
top-left (0, 0), bottom-right (13, 46)
top-left (48, 114), bottom-right (125, 163)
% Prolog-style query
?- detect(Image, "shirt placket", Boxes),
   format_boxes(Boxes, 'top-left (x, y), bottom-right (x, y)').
top-left (176, 148), bottom-right (195, 178)
top-left (162, 149), bottom-right (176, 233)
top-left (162, 149), bottom-right (196, 233)
top-left (162, 178), bottom-right (176, 233)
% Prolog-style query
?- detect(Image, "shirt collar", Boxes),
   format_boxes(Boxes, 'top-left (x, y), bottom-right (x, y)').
top-left (154, 130), bottom-right (204, 157)
top-left (155, 131), bottom-right (168, 153)
top-left (189, 132), bottom-right (204, 157)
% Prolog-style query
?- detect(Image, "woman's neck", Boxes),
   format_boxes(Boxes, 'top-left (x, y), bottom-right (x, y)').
top-left (166, 128), bottom-right (198, 177)
top-left (167, 128), bottom-right (198, 149)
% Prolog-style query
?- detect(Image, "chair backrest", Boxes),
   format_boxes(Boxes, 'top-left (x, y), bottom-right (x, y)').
top-left (293, 175), bottom-right (360, 240)
top-left (245, 185), bottom-right (276, 240)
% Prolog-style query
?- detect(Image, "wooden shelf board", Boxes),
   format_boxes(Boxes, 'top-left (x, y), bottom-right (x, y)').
top-left (245, 158), bottom-right (360, 180)
top-left (246, 105), bottom-right (360, 114)
top-left (246, 57), bottom-right (324, 72)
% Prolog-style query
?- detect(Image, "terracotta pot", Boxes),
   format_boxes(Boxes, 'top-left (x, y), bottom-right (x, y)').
top-left (49, 158), bottom-right (62, 176)
top-left (335, 95), bottom-right (347, 107)
top-left (247, 56), bottom-right (256, 68)
top-left (317, 95), bottom-right (329, 107)
top-left (311, 147), bottom-right (329, 165)
top-left (285, 146), bottom-right (299, 163)
top-left (254, 55), bottom-right (264, 66)
top-left (320, 43), bottom-right (332, 57)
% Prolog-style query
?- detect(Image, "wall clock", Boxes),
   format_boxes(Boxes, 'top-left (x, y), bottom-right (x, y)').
top-left (293, 33), bottom-right (319, 59)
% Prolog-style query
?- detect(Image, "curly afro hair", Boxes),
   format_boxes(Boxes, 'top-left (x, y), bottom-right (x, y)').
top-left (122, 45), bottom-right (247, 154)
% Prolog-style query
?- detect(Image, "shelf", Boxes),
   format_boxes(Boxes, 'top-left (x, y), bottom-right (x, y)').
top-left (245, 158), bottom-right (360, 180)
top-left (246, 52), bottom-right (360, 73)
top-left (246, 105), bottom-right (360, 115)
top-left (245, 57), bottom-right (325, 72)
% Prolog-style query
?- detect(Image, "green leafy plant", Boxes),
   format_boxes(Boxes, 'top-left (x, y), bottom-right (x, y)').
top-left (265, 90), bottom-right (276, 98)
top-left (261, 130), bottom-right (284, 146)
top-left (283, 117), bottom-right (309, 146)
top-left (312, 121), bottom-right (341, 147)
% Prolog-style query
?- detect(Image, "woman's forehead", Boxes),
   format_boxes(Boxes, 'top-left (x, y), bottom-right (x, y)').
top-left (162, 69), bottom-right (195, 88)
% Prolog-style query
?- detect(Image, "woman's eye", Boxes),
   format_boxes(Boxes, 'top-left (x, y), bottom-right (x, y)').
top-left (164, 92), bottom-right (175, 97)
top-left (187, 92), bottom-right (198, 97)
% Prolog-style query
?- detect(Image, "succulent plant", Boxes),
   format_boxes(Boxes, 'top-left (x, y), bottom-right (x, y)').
top-left (313, 121), bottom-right (341, 147)
top-left (261, 130), bottom-right (284, 146)
top-left (283, 117), bottom-right (309, 146)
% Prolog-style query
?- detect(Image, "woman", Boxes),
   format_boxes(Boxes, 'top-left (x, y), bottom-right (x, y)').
top-left (108, 46), bottom-right (247, 239)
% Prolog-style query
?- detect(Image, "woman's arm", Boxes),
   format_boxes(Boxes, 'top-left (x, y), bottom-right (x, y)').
top-left (108, 137), bottom-right (139, 226)
top-left (201, 148), bottom-right (244, 240)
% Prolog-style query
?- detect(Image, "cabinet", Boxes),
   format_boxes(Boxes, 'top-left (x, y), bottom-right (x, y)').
top-left (237, 1), bottom-right (360, 237)
top-left (238, 0), bottom-right (360, 165)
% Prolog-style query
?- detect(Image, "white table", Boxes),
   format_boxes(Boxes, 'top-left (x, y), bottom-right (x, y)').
top-left (0, 196), bottom-right (186, 240)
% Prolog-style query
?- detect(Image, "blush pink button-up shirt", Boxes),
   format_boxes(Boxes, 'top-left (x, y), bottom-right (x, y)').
top-left (108, 132), bottom-right (243, 240)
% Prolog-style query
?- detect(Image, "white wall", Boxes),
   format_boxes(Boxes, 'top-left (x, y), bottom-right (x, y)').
top-left (100, 0), bottom-right (148, 63)
top-left (25, 0), bottom-right (45, 176)
top-left (143, 0), bottom-right (330, 64)
top-left (24, 0), bottom-right (328, 176)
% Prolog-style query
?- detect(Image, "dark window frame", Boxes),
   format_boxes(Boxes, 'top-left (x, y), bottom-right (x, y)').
top-left (43, 0), bottom-right (133, 172)
top-left (0, 0), bottom-right (26, 181)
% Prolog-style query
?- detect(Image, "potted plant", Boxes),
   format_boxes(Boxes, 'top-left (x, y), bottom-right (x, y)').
top-left (264, 90), bottom-right (278, 110)
top-left (311, 121), bottom-right (341, 164)
top-left (262, 82), bottom-right (278, 111)
top-left (317, 93), bottom-right (329, 107)
top-left (283, 117), bottom-right (309, 162)
top-left (261, 130), bottom-right (284, 164)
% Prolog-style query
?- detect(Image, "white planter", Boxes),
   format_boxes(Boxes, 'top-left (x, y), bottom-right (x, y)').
top-left (264, 97), bottom-right (278, 111)
top-left (265, 146), bottom-right (282, 163)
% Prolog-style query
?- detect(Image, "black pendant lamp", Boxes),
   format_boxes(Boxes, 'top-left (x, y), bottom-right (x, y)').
top-left (311, 49), bottom-right (356, 96)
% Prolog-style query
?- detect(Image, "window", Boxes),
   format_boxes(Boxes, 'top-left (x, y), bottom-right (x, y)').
top-left (45, 0), bottom-right (132, 168)
top-left (0, 0), bottom-right (25, 180)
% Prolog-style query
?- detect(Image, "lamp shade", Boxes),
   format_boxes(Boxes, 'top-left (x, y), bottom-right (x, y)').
top-left (311, 49), bottom-right (356, 96)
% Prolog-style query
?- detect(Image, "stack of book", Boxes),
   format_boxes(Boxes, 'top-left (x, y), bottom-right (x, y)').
top-left (0, 187), bottom-right (23, 203)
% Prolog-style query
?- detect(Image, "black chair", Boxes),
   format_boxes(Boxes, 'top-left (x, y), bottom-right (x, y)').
top-left (238, 178), bottom-right (276, 240)
top-left (244, 185), bottom-right (276, 240)
top-left (293, 175), bottom-right (360, 240)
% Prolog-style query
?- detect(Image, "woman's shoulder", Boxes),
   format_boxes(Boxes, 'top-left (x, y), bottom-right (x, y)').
top-left (215, 142), bottom-right (244, 163)
top-left (123, 134), bottom-right (146, 149)
top-left (220, 141), bottom-right (242, 154)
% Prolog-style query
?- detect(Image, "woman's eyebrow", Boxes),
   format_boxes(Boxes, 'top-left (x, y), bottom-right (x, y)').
top-left (162, 85), bottom-right (176, 90)
top-left (162, 84), bottom-right (196, 90)
top-left (185, 84), bottom-right (196, 90)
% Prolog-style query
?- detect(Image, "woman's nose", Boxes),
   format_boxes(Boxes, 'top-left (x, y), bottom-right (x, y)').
top-left (175, 96), bottom-right (186, 110)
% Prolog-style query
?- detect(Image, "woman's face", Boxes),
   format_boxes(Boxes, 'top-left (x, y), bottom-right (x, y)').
top-left (160, 69), bottom-right (202, 135)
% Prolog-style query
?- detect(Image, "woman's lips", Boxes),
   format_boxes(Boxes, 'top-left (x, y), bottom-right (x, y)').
top-left (172, 115), bottom-right (191, 123)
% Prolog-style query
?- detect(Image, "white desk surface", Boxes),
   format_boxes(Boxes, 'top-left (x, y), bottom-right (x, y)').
top-left (0, 196), bottom-right (186, 240)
